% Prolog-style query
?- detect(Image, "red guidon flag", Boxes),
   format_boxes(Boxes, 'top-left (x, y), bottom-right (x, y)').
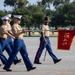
top-left (57, 30), bottom-right (75, 50)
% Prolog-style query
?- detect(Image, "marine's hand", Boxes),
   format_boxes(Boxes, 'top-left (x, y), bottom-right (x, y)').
top-left (22, 30), bottom-right (26, 33)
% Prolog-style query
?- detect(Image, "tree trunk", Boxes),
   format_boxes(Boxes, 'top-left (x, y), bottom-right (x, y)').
top-left (28, 26), bottom-right (31, 36)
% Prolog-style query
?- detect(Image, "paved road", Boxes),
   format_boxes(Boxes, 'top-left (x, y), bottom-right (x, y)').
top-left (0, 37), bottom-right (75, 75)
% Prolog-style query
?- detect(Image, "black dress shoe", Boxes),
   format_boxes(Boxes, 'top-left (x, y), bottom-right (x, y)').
top-left (34, 62), bottom-right (42, 64)
top-left (54, 59), bottom-right (61, 64)
top-left (27, 67), bottom-right (36, 71)
top-left (14, 59), bottom-right (21, 65)
top-left (3, 67), bottom-right (12, 71)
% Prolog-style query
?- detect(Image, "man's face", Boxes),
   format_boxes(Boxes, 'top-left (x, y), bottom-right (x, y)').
top-left (14, 18), bottom-right (21, 24)
top-left (3, 20), bottom-right (9, 25)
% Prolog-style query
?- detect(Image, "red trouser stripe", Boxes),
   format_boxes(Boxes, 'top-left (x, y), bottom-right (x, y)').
top-left (35, 38), bottom-right (45, 62)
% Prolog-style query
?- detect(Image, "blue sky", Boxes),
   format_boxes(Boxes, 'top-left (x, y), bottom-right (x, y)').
top-left (0, 0), bottom-right (73, 11)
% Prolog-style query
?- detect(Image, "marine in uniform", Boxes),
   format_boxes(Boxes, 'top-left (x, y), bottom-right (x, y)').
top-left (0, 16), bottom-right (11, 65)
top-left (34, 16), bottom-right (61, 64)
top-left (3, 15), bottom-right (36, 71)
top-left (0, 16), bottom-right (21, 65)
top-left (5, 14), bottom-right (21, 64)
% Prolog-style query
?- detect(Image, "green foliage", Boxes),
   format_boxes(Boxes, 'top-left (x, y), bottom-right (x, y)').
top-left (4, 0), bottom-right (28, 8)
top-left (51, 1), bottom-right (75, 28)
top-left (42, 0), bottom-right (53, 5)
top-left (42, 0), bottom-right (53, 10)
top-left (53, 0), bottom-right (70, 9)
top-left (0, 10), bottom-right (6, 25)
top-left (0, 0), bottom-right (75, 30)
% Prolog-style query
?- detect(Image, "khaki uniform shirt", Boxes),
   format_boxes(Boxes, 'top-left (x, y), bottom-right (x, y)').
top-left (42, 24), bottom-right (50, 37)
top-left (7, 24), bottom-right (12, 31)
top-left (12, 24), bottom-right (24, 39)
top-left (7, 24), bottom-right (13, 35)
top-left (0, 25), bottom-right (8, 40)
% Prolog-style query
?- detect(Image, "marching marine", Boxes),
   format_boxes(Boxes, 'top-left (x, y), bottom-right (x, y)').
top-left (34, 16), bottom-right (61, 64)
top-left (3, 15), bottom-right (36, 71)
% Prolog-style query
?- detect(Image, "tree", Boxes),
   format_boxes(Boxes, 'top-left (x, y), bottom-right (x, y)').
top-left (0, 10), bottom-right (6, 25)
top-left (4, 0), bottom-right (28, 9)
top-left (53, 0), bottom-right (70, 9)
top-left (42, 0), bottom-right (53, 10)
top-left (51, 1), bottom-right (75, 29)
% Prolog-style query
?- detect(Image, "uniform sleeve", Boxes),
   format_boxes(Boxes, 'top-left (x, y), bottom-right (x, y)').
top-left (8, 24), bottom-right (12, 31)
top-left (12, 25), bottom-right (17, 34)
top-left (0, 27), bottom-right (7, 34)
top-left (42, 25), bottom-right (45, 33)
top-left (0, 26), bottom-right (8, 39)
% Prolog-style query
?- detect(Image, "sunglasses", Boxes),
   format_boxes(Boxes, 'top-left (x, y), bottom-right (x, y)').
top-left (3, 19), bottom-right (8, 21)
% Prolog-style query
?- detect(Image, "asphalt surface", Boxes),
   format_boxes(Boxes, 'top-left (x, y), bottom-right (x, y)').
top-left (0, 37), bottom-right (75, 75)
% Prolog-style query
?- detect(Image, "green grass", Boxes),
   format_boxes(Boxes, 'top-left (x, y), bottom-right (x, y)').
top-left (50, 34), bottom-right (58, 37)
top-left (23, 33), bottom-right (58, 37)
